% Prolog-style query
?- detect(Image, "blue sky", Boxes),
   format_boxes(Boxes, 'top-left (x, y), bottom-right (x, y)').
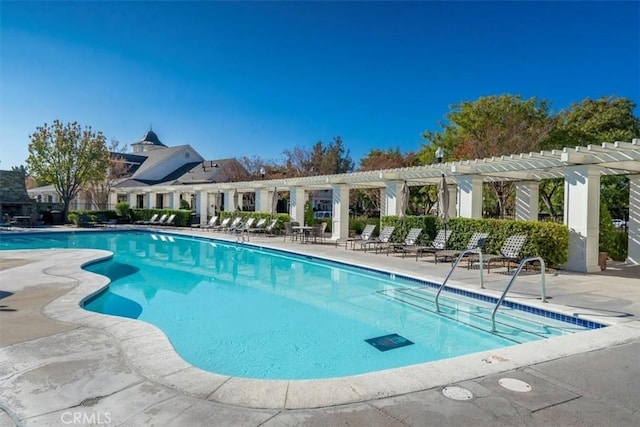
top-left (1, 1), bottom-right (638, 169)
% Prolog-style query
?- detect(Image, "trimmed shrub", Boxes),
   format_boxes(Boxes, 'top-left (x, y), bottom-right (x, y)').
top-left (382, 215), bottom-right (569, 267)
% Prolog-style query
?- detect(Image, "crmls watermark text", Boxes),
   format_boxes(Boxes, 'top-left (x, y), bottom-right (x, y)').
top-left (60, 411), bottom-right (112, 425)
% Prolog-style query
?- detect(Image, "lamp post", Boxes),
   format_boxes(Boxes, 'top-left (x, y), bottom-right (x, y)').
top-left (435, 147), bottom-right (444, 165)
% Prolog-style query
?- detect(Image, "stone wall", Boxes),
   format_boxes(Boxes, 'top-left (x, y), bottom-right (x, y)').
top-left (0, 170), bottom-right (36, 217)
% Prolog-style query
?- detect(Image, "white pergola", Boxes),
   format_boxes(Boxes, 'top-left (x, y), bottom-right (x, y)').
top-left (113, 139), bottom-right (640, 273)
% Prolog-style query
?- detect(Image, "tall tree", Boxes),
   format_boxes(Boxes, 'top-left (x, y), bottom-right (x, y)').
top-left (27, 120), bottom-right (109, 221)
top-left (540, 96), bottom-right (640, 219)
top-left (84, 139), bottom-right (131, 210)
top-left (355, 147), bottom-right (420, 215)
top-left (419, 95), bottom-right (555, 217)
top-left (282, 137), bottom-right (354, 177)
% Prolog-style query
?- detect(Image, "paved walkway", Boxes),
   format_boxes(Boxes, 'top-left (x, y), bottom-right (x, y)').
top-left (1, 227), bottom-right (639, 426)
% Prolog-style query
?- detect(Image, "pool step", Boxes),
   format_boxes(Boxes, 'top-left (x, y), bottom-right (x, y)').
top-left (378, 288), bottom-right (574, 344)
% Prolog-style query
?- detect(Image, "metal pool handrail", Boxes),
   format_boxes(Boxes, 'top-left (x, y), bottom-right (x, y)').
top-left (435, 248), bottom-right (484, 312)
top-left (491, 256), bottom-right (547, 332)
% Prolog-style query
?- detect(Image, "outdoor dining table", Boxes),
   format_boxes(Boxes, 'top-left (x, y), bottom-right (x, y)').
top-left (292, 225), bottom-right (315, 243)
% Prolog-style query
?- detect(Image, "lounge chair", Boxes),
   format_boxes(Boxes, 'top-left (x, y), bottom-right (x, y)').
top-left (248, 218), bottom-right (267, 233)
top-left (336, 224), bottom-right (376, 250)
top-left (367, 226), bottom-right (396, 253)
top-left (221, 216), bottom-right (242, 233)
top-left (211, 217), bottom-right (231, 231)
top-left (157, 214), bottom-right (176, 226)
top-left (432, 232), bottom-right (489, 264)
top-left (412, 229), bottom-right (453, 261)
top-left (135, 213), bottom-right (159, 225)
top-left (262, 219), bottom-right (278, 236)
top-left (232, 217), bottom-right (255, 234)
top-left (469, 234), bottom-right (528, 273)
top-left (192, 215), bottom-right (218, 230)
top-left (386, 227), bottom-right (423, 257)
top-left (148, 214), bottom-right (168, 225)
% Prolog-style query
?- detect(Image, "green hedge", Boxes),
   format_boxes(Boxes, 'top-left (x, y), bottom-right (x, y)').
top-left (381, 215), bottom-right (569, 267)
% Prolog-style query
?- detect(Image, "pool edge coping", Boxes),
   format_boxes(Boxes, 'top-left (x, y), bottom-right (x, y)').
top-left (3, 244), bottom-right (640, 409)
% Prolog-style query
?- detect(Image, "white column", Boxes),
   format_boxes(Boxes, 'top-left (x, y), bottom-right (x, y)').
top-left (384, 181), bottom-right (402, 216)
top-left (457, 175), bottom-right (483, 218)
top-left (289, 186), bottom-right (306, 224)
top-left (146, 192), bottom-right (156, 209)
top-left (379, 187), bottom-right (387, 217)
top-left (331, 184), bottom-right (350, 241)
top-left (168, 192), bottom-right (181, 210)
top-left (224, 190), bottom-right (235, 212)
top-left (128, 193), bottom-right (137, 209)
top-left (255, 189), bottom-right (269, 213)
top-left (237, 192), bottom-right (243, 211)
top-left (447, 183), bottom-right (458, 219)
top-left (515, 181), bottom-right (540, 221)
top-left (108, 192), bottom-right (118, 210)
top-left (627, 174), bottom-right (640, 265)
top-left (563, 165), bottom-right (600, 273)
top-left (194, 191), bottom-right (209, 225)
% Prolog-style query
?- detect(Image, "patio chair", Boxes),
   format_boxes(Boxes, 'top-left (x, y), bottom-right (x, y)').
top-left (211, 217), bottom-right (231, 232)
top-left (311, 222), bottom-right (327, 243)
top-left (283, 221), bottom-right (302, 242)
top-left (368, 226), bottom-right (396, 253)
top-left (469, 234), bottom-right (528, 273)
top-left (432, 232), bottom-right (489, 264)
top-left (412, 229), bottom-right (453, 261)
top-left (386, 227), bottom-right (423, 257)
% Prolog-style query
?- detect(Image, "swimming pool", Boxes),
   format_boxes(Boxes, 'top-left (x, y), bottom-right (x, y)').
top-left (0, 230), bottom-right (604, 380)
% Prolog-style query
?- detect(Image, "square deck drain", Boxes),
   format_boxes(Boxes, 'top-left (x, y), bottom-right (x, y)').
top-left (365, 333), bottom-right (414, 352)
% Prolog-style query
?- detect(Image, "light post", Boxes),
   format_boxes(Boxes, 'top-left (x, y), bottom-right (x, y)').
top-left (435, 147), bottom-right (444, 165)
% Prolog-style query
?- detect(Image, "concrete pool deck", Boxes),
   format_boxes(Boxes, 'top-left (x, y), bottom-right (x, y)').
top-left (1, 227), bottom-right (640, 426)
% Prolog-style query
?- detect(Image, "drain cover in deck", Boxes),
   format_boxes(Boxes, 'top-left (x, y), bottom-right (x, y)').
top-left (365, 333), bottom-right (414, 352)
top-left (442, 386), bottom-right (474, 401)
top-left (498, 378), bottom-right (532, 392)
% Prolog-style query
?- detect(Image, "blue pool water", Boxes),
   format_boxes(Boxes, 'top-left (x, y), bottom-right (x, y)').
top-left (0, 231), bottom-right (602, 379)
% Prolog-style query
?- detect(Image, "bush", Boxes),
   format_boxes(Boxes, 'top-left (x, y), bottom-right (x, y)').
top-left (382, 215), bottom-right (569, 267)
top-left (115, 202), bottom-right (129, 217)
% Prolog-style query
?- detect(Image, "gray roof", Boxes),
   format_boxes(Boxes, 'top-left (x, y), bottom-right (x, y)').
top-left (134, 130), bottom-right (166, 147)
top-left (130, 145), bottom-right (198, 179)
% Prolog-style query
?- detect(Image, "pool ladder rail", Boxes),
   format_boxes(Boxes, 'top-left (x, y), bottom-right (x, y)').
top-left (434, 253), bottom-right (547, 332)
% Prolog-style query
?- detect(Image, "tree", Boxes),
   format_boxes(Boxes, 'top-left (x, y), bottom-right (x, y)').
top-left (84, 139), bottom-right (130, 210)
top-left (282, 137), bottom-right (354, 177)
top-left (540, 96), bottom-right (640, 220)
top-left (419, 95), bottom-right (555, 218)
top-left (355, 147), bottom-right (420, 216)
top-left (27, 120), bottom-right (109, 221)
